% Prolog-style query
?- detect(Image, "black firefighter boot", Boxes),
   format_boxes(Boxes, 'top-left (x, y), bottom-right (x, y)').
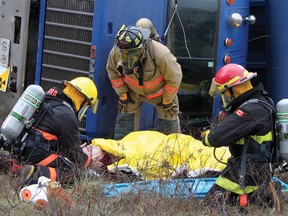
top-left (11, 165), bottom-right (42, 192)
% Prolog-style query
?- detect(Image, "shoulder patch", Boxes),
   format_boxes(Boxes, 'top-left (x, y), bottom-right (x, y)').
top-left (235, 109), bottom-right (245, 117)
top-left (47, 88), bottom-right (58, 97)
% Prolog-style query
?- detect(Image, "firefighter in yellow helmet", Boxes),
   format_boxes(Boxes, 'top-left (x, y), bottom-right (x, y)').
top-left (107, 25), bottom-right (182, 139)
top-left (202, 64), bottom-right (283, 210)
top-left (4, 77), bottom-right (100, 188)
top-left (63, 77), bottom-right (98, 121)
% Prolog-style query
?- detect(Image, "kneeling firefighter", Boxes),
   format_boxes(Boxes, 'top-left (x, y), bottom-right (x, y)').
top-left (201, 64), bottom-right (282, 210)
top-left (0, 77), bottom-right (99, 187)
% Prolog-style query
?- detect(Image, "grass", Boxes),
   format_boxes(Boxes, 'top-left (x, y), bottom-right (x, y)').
top-left (0, 171), bottom-right (288, 215)
top-left (1, 124), bottom-right (288, 215)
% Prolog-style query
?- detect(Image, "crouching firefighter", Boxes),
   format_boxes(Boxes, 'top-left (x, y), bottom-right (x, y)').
top-left (201, 64), bottom-right (283, 211)
top-left (0, 77), bottom-right (99, 187)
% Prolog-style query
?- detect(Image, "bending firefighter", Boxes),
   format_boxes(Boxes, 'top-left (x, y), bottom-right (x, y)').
top-left (201, 64), bottom-right (283, 210)
top-left (0, 77), bottom-right (99, 187)
top-left (106, 25), bottom-right (182, 139)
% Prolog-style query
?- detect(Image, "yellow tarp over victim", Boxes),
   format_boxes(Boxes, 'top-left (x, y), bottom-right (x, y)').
top-left (91, 131), bottom-right (230, 180)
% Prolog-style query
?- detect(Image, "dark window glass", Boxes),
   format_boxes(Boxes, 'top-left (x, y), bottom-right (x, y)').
top-left (166, 0), bottom-right (218, 120)
top-left (166, 0), bottom-right (218, 58)
top-left (247, 4), bottom-right (267, 89)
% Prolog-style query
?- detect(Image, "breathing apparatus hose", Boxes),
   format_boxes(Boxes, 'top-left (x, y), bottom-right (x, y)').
top-left (213, 148), bottom-right (228, 165)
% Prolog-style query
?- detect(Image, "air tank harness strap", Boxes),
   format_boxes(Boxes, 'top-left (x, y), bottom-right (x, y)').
top-left (239, 137), bottom-right (249, 207)
top-left (137, 58), bottom-right (157, 86)
top-left (241, 98), bottom-right (281, 165)
top-left (137, 58), bottom-right (146, 86)
top-left (37, 154), bottom-right (74, 172)
top-left (24, 129), bottom-right (57, 151)
top-left (11, 102), bottom-right (52, 156)
top-left (239, 137), bottom-right (271, 190)
top-left (247, 137), bottom-right (271, 162)
top-left (240, 137), bottom-right (249, 192)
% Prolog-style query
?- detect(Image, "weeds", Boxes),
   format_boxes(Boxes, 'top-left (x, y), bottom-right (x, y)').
top-left (0, 172), bottom-right (287, 215)
top-left (0, 124), bottom-right (287, 215)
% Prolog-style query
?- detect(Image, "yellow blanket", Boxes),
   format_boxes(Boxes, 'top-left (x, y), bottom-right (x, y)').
top-left (91, 131), bottom-right (230, 180)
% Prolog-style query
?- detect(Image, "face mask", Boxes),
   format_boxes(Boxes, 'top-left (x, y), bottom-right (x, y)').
top-left (116, 46), bottom-right (143, 74)
top-left (122, 59), bottom-right (140, 74)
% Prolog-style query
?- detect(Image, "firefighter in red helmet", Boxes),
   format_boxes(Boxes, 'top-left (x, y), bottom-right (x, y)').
top-left (202, 63), bottom-right (282, 211)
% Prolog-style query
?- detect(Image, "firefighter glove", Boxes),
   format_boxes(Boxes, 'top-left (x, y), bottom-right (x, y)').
top-left (118, 93), bottom-right (135, 113)
top-left (200, 129), bottom-right (210, 139)
top-left (157, 99), bottom-right (178, 117)
top-left (218, 111), bottom-right (227, 122)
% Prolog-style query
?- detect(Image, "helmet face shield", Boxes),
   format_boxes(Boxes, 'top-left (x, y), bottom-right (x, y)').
top-left (209, 79), bottom-right (218, 97)
top-left (78, 105), bottom-right (89, 121)
top-left (77, 98), bottom-right (98, 121)
top-left (209, 78), bottom-right (225, 97)
top-left (209, 83), bottom-right (234, 109)
top-left (114, 25), bottom-right (150, 74)
top-left (90, 98), bottom-right (99, 114)
top-left (209, 75), bottom-right (242, 97)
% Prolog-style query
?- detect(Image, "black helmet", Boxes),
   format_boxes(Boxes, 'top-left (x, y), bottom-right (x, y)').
top-left (114, 26), bottom-right (150, 74)
top-left (115, 26), bottom-right (143, 49)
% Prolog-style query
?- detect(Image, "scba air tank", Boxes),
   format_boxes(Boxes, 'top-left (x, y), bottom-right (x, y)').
top-left (276, 99), bottom-right (288, 161)
top-left (1, 85), bottom-right (45, 141)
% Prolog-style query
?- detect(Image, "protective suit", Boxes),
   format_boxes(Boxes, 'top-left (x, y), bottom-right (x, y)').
top-left (203, 63), bottom-right (281, 210)
top-left (2, 77), bottom-right (98, 187)
top-left (106, 25), bottom-right (182, 139)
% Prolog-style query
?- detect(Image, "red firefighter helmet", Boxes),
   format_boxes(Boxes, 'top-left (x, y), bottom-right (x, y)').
top-left (209, 63), bottom-right (257, 97)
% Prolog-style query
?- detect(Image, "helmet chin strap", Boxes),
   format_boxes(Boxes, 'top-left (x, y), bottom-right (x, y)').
top-left (229, 88), bottom-right (235, 99)
top-left (221, 87), bottom-right (235, 111)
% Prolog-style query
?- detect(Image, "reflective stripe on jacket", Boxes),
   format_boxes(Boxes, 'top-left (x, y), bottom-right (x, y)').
top-left (21, 89), bottom-right (91, 169)
top-left (203, 85), bottom-right (274, 158)
top-left (216, 175), bottom-right (259, 195)
top-left (107, 39), bottom-right (182, 101)
top-left (202, 85), bottom-right (274, 192)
